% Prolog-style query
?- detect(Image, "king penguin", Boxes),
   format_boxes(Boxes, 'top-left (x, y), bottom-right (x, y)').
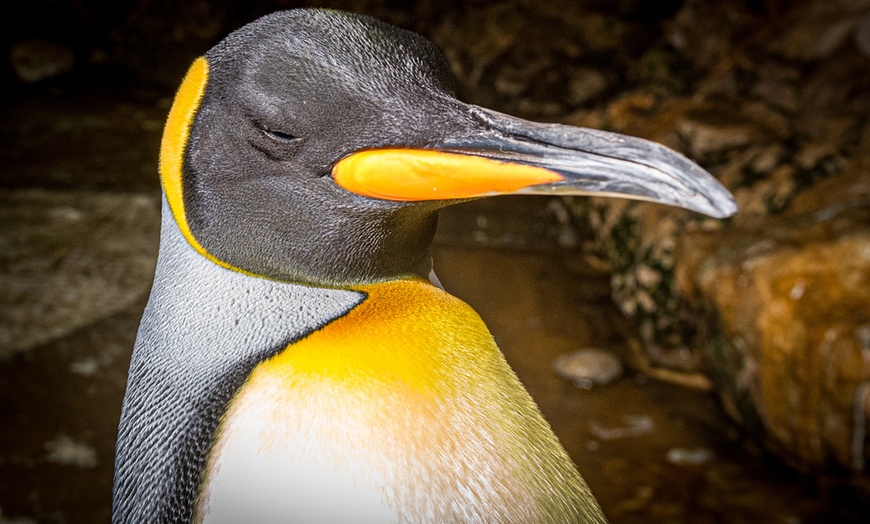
top-left (112, 8), bottom-right (736, 524)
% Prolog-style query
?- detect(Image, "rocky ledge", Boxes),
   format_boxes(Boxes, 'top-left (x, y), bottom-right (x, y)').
top-left (556, 0), bottom-right (870, 474)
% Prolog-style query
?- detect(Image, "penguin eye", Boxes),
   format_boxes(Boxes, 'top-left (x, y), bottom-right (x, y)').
top-left (263, 128), bottom-right (298, 142)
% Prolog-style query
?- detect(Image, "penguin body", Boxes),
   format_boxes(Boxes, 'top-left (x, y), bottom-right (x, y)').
top-left (116, 200), bottom-right (599, 523)
top-left (114, 8), bottom-right (735, 523)
top-left (200, 278), bottom-right (595, 523)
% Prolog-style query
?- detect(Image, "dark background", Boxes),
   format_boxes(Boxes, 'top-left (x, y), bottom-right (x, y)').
top-left (2, 1), bottom-right (870, 522)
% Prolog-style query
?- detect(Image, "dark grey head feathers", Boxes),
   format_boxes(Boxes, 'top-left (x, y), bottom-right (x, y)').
top-left (184, 9), bottom-right (473, 284)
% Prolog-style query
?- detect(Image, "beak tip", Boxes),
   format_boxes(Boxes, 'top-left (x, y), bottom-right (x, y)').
top-left (701, 192), bottom-right (738, 219)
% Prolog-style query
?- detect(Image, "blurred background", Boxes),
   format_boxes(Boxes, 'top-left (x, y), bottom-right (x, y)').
top-left (2, 0), bottom-right (869, 522)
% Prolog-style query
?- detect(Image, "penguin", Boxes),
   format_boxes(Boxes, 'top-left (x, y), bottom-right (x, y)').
top-left (112, 8), bottom-right (736, 524)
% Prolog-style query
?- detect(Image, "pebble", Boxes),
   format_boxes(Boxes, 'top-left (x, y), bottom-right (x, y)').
top-left (553, 348), bottom-right (623, 388)
top-left (44, 435), bottom-right (98, 468)
top-left (590, 415), bottom-right (655, 440)
top-left (666, 447), bottom-right (715, 465)
top-left (69, 358), bottom-right (100, 377)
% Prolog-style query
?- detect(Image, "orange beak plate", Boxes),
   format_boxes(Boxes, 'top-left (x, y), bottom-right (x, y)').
top-left (333, 148), bottom-right (562, 201)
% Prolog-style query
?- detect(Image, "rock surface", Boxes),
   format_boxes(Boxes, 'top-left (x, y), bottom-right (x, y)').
top-left (557, 0), bottom-right (870, 473)
top-left (0, 190), bottom-right (159, 358)
top-left (676, 164), bottom-right (870, 472)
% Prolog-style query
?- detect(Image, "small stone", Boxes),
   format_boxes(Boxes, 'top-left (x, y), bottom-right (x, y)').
top-left (553, 348), bottom-right (624, 388)
top-left (635, 265), bottom-right (662, 288)
top-left (666, 447), bottom-right (715, 465)
top-left (44, 435), bottom-right (98, 468)
top-left (590, 415), bottom-right (655, 440)
top-left (69, 358), bottom-right (100, 376)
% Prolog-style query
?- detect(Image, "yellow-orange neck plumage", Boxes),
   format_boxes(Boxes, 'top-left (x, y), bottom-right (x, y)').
top-left (196, 279), bottom-right (601, 523)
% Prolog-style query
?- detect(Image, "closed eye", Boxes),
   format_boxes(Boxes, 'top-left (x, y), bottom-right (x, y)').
top-left (263, 128), bottom-right (298, 141)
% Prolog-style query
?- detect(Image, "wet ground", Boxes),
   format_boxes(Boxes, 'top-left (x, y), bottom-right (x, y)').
top-left (2, 70), bottom-right (868, 523)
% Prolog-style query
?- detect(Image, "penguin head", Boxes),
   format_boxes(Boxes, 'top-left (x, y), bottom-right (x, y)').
top-left (163, 8), bottom-right (736, 285)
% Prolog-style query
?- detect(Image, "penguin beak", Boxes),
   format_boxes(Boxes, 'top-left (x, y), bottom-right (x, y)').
top-left (333, 105), bottom-right (737, 218)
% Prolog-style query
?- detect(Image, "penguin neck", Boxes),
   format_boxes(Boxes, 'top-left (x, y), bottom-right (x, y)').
top-left (171, 189), bottom-right (441, 286)
top-left (270, 202), bottom-right (441, 287)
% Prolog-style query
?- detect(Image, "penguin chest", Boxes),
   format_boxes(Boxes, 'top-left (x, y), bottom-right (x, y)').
top-left (196, 347), bottom-right (452, 523)
top-left (194, 280), bottom-right (555, 523)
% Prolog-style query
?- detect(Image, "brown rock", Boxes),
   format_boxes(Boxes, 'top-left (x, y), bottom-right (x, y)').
top-left (678, 99), bottom-right (790, 159)
top-left (604, 93), bottom-right (692, 150)
top-left (675, 165), bottom-right (870, 471)
top-left (554, 0), bottom-right (868, 477)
